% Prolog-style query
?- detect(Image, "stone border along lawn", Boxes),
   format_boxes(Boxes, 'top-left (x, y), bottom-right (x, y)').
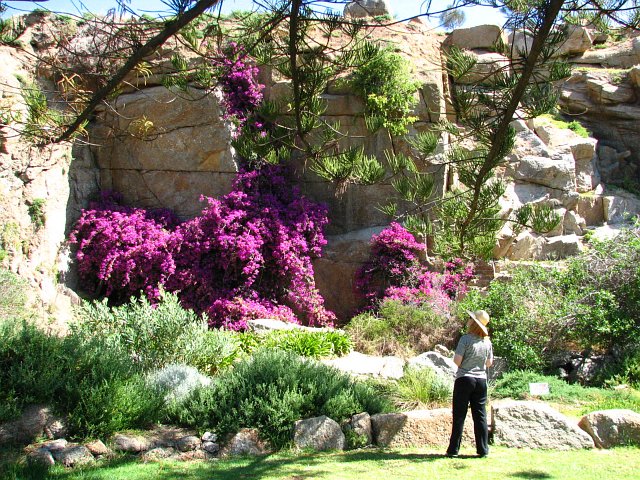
top-left (6, 446), bottom-right (640, 480)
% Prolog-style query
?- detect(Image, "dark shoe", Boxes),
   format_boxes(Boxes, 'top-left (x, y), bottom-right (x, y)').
top-left (446, 452), bottom-right (459, 458)
top-left (477, 453), bottom-right (488, 458)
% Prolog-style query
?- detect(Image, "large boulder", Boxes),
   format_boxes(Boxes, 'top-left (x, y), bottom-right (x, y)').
top-left (0, 405), bottom-right (66, 446)
top-left (576, 194), bottom-right (605, 226)
top-left (507, 231), bottom-right (546, 260)
top-left (557, 25), bottom-right (593, 56)
top-left (512, 154), bottom-right (576, 191)
top-left (492, 400), bottom-right (594, 449)
top-left (539, 234), bottom-right (584, 259)
top-left (603, 192), bottom-right (640, 223)
top-left (112, 434), bottom-right (153, 453)
top-left (455, 51), bottom-right (510, 86)
top-left (578, 409), bottom-right (640, 448)
top-left (51, 445), bottom-right (95, 467)
top-left (371, 409), bottom-right (474, 448)
top-left (444, 25), bottom-right (507, 51)
top-left (408, 351), bottom-right (457, 387)
top-left (321, 351), bottom-right (405, 379)
top-left (293, 415), bottom-right (345, 451)
top-left (571, 37), bottom-right (640, 69)
top-left (92, 86), bottom-right (237, 218)
top-left (343, 0), bottom-right (391, 18)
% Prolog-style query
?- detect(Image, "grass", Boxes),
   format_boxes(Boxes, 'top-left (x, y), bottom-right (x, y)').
top-left (3, 446), bottom-right (640, 480)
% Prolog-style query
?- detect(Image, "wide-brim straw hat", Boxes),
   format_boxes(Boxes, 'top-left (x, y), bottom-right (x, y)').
top-left (467, 309), bottom-right (490, 336)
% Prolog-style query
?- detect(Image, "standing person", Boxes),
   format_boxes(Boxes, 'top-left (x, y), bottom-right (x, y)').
top-left (446, 309), bottom-right (493, 458)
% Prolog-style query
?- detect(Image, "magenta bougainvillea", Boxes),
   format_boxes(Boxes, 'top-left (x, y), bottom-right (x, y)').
top-left (69, 191), bottom-right (179, 304)
top-left (215, 42), bottom-right (264, 132)
top-left (355, 223), bottom-right (475, 311)
top-left (70, 166), bottom-right (335, 330)
top-left (167, 165), bottom-right (335, 328)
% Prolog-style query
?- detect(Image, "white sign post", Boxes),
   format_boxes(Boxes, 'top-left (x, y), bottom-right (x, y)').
top-left (529, 382), bottom-right (550, 396)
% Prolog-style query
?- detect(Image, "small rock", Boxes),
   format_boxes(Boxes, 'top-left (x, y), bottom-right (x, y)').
top-left (202, 441), bottom-right (220, 454)
top-left (201, 431), bottom-right (217, 442)
top-left (27, 448), bottom-right (55, 468)
top-left (141, 447), bottom-right (175, 462)
top-left (176, 435), bottom-right (200, 452)
top-left (85, 439), bottom-right (111, 456)
top-left (220, 429), bottom-right (271, 457)
top-left (294, 415), bottom-right (345, 451)
top-left (113, 434), bottom-right (152, 453)
top-left (347, 412), bottom-right (372, 445)
top-left (40, 439), bottom-right (67, 452)
top-left (52, 445), bottom-right (95, 467)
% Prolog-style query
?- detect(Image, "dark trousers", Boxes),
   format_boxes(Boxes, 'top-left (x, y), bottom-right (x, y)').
top-left (446, 376), bottom-right (488, 456)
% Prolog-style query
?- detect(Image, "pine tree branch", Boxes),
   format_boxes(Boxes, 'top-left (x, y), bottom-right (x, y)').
top-left (51, 0), bottom-right (220, 145)
top-left (458, 0), bottom-right (566, 251)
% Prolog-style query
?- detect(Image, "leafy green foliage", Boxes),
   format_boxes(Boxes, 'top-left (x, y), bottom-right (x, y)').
top-left (382, 366), bottom-right (451, 409)
top-left (350, 46), bottom-right (420, 136)
top-left (493, 370), bottom-right (640, 415)
top-left (73, 292), bottom-right (244, 375)
top-left (253, 329), bottom-right (352, 358)
top-left (168, 349), bottom-right (390, 449)
top-left (0, 268), bottom-right (30, 322)
top-left (461, 228), bottom-right (640, 377)
top-left (0, 319), bottom-right (166, 435)
top-left (493, 370), bottom-right (596, 401)
top-left (27, 198), bottom-right (46, 229)
top-left (0, 17), bottom-right (25, 47)
top-left (457, 266), bottom-right (571, 371)
top-left (346, 299), bottom-right (462, 357)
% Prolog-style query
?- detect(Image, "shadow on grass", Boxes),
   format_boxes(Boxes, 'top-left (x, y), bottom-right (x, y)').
top-left (13, 449), bottom-right (466, 480)
top-left (511, 471), bottom-right (553, 479)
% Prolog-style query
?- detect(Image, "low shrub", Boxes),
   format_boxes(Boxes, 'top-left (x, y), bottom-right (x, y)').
top-left (0, 319), bottom-right (167, 436)
top-left (254, 329), bottom-right (352, 358)
top-left (168, 349), bottom-right (391, 449)
top-left (492, 370), bottom-right (596, 402)
top-left (457, 265), bottom-right (572, 371)
top-left (382, 366), bottom-right (451, 410)
top-left (73, 292), bottom-right (244, 374)
top-left (0, 320), bottom-right (70, 421)
top-left (346, 298), bottom-right (463, 357)
top-left (350, 46), bottom-right (419, 136)
top-left (0, 268), bottom-right (30, 321)
top-left (492, 370), bottom-right (640, 414)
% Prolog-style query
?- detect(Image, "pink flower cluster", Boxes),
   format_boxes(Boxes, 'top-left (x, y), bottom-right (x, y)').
top-left (215, 42), bottom-right (264, 131)
top-left (354, 223), bottom-right (475, 311)
top-left (70, 191), bottom-right (179, 304)
top-left (70, 166), bottom-right (335, 330)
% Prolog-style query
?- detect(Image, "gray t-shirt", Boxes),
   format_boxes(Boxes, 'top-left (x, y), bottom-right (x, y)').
top-left (454, 333), bottom-right (494, 379)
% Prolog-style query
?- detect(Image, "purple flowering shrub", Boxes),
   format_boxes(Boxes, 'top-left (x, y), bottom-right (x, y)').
top-left (168, 165), bottom-right (335, 329)
top-left (70, 167), bottom-right (335, 330)
top-left (354, 223), bottom-right (475, 312)
top-left (215, 42), bottom-right (264, 132)
top-left (69, 192), bottom-right (179, 304)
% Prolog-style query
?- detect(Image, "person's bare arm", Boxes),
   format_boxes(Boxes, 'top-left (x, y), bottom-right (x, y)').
top-left (486, 357), bottom-right (493, 368)
top-left (453, 354), bottom-right (463, 367)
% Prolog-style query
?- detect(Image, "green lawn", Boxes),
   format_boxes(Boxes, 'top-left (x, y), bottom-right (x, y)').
top-left (5, 446), bottom-right (640, 480)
